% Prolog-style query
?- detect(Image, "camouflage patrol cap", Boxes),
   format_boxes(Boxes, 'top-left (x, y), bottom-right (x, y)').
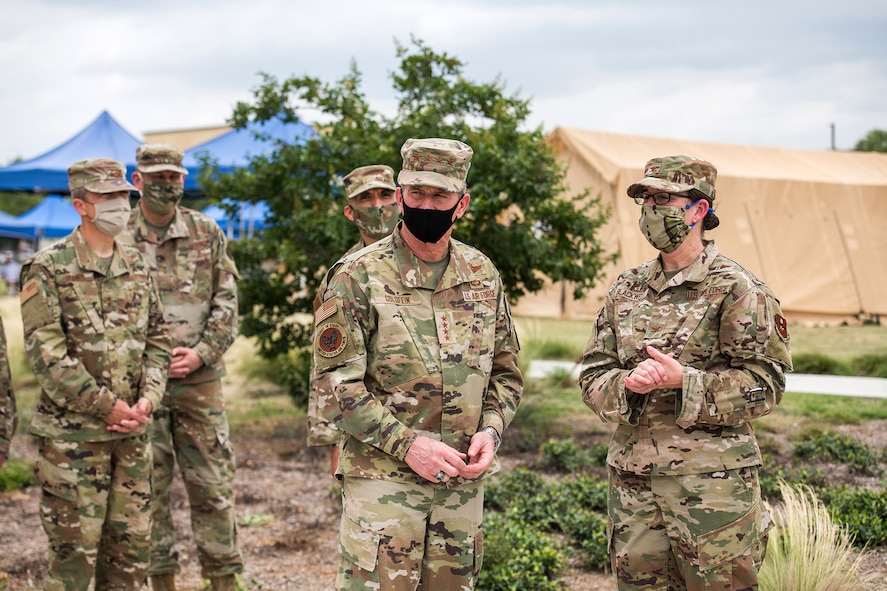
top-left (627, 155), bottom-right (717, 202)
top-left (136, 143), bottom-right (188, 174)
top-left (68, 158), bottom-right (137, 193)
top-left (343, 164), bottom-right (396, 200)
top-left (397, 138), bottom-right (473, 193)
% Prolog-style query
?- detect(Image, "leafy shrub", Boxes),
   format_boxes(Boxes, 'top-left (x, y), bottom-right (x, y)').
top-left (792, 428), bottom-right (882, 475)
top-left (817, 485), bottom-right (887, 548)
top-left (759, 460), bottom-right (828, 500)
top-left (851, 353), bottom-right (887, 378)
top-left (0, 458), bottom-right (36, 492)
top-left (538, 438), bottom-right (609, 473)
top-left (479, 510), bottom-right (566, 591)
top-left (790, 353), bottom-right (851, 376)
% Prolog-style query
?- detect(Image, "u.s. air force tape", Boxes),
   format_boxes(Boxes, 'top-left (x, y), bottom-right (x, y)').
top-left (316, 322), bottom-right (347, 357)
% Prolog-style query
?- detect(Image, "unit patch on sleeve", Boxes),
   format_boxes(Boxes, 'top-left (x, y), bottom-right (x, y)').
top-left (316, 322), bottom-right (347, 358)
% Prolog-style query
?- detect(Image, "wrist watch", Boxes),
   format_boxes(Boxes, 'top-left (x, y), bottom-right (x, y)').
top-left (481, 426), bottom-right (501, 452)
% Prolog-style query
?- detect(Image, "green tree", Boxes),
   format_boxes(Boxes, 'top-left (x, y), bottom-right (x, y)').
top-left (853, 129), bottom-right (887, 153)
top-left (201, 38), bottom-right (614, 404)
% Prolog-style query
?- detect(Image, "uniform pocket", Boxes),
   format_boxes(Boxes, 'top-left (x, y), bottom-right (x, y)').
top-left (339, 514), bottom-right (382, 573)
top-left (35, 452), bottom-right (78, 503)
top-left (697, 502), bottom-right (759, 572)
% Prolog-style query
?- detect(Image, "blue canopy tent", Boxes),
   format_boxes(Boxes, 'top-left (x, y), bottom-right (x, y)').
top-left (201, 200), bottom-right (270, 239)
top-left (0, 194), bottom-right (81, 240)
top-left (0, 210), bottom-right (33, 240)
top-left (0, 111), bottom-right (142, 193)
top-left (182, 117), bottom-right (315, 192)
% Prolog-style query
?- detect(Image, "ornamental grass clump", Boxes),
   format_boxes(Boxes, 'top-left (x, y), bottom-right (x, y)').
top-left (760, 481), bottom-right (878, 591)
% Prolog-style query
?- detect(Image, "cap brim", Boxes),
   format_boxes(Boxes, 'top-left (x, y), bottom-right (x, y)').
top-left (138, 164), bottom-right (188, 174)
top-left (347, 180), bottom-right (396, 200)
top-left (85, 179), bottom-right (137, 193)
top-left (626, 178), bottom-right (694, 198)
top-left (397, 170), bottom-right (464, 193)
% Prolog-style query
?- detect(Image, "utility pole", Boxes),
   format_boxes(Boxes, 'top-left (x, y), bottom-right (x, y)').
top-left (830, 122), bottom-right (836, 150)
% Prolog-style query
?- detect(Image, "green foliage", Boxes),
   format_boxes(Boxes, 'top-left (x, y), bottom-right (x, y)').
top-left (539, 438), bottom-right (608, 472)
top-left (790, 352), bottom-right (851, 376)
top-left (0, 192), bottom-right (45, 216)
top-left (851, 353), bottom-right (887, 378)
top-left (759, 458), bottom-right (829, 500)
top-left (484, 468), bottom-right (610, 574)
top-left (479, 510), bottom-right (566, 591)
top-left (817, 485), bottom-right (887, 548)
top-left (792, 428), bottom-right (882, 475)
top-left (0, 458), bottom-right (36, 491)
top-left (204, 37), bottom-right (614, 403)
top-left (853, 128), bottom-right (887, 153)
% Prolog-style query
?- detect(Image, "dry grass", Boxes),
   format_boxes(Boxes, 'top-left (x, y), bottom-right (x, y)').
top-left (760, 481), bottom-right (879, 591)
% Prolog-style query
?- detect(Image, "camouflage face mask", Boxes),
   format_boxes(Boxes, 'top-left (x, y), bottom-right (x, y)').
top-left (141, 181), bottom-right (184, 216)
top-left (350, 202), bottom-right (399, 241)
top-left (638, 203), bottom-right (691, 253)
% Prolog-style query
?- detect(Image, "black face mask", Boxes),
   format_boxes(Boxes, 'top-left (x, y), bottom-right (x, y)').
top-left (401, 197), bottom-right (461, 243)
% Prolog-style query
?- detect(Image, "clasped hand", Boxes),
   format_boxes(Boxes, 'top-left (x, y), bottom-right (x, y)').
top-left (624, 345), bottom-right (683, 394)
top-left (405, 432), bottom-right (498, 483)
top-left (104, 397), bottom-right (153, 434)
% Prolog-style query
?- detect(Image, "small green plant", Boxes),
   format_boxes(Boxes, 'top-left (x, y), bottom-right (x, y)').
top-left (817, 485), bottom-right (887, 548)
top-left (792, 428), bottom-right (882, 475)
top-left (538, 438), bottom-right (609, 473)
top-left (479, 510), bottom-right (566, 591)
top-left (760, 481), bottom-right (878, 591)
top-left (0, 458), bottom-right (36, 491)
top-left (237, 512), bottom-right (275, 527)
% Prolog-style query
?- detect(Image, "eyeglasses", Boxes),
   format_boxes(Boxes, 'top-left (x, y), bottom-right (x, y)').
top-left (633, 192), bottom-right (691, 206)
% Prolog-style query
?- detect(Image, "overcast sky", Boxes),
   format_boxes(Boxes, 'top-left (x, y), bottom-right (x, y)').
top-left (1, 0), bottom-right (885, 166)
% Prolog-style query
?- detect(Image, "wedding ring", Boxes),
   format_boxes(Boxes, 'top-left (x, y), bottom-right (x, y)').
top-left (435, 471), bottom-right (445, 482)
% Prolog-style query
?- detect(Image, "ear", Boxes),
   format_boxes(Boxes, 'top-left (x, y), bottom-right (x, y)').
top-left (454, 193), bottom-right (471, 220)
top-left (690, 199), bottom-right (709, 226)
top-left (395, 187), bottom-right (405, 214)
top-left (72, 197), bottom-right (89, 216)
top-left (131, 171), bottom-right (142, 190)
top-left (343, 204), bottom-right (355, 222)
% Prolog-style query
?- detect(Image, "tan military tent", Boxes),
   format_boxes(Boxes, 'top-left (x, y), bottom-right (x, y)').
top-left (513, 127), bottom-right (887, 325)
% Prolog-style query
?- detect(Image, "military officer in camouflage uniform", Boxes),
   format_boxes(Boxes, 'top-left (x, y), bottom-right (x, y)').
top-left (314, 138), bottom-right (523, 591)
top-left (579, 155), bottom-right (793, 591)
top-left (21, 158), bottom-right (171, 591)
top-left (0, 315), bottom-right (16, 468)
top-left (307, 164), bottom-right (399, 478)
top-left (125, 144), bottom-right (242, 591)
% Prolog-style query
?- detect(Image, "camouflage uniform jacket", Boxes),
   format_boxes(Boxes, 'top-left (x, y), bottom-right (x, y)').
top-left (307, 239), bottom-right (368, 447)
top-left (124, 206), bottom-right (239, 385)
top-left (21, 228), bottom-right (171, 442)
top-left (579, 241), bottom-right (792, 475)
top-left (314, 225), bottom-right (522, 484)
top-left (0, 316), bottom-right (16, 456)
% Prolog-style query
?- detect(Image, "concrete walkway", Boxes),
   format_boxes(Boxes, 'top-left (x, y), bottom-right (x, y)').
top-left (527, 360), bottom-right (887, 399)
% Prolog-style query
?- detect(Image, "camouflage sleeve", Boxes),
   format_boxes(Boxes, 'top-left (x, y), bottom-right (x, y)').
top-left (0, 317), bottom-right (16, 457)
top-left (579, 299), bottom-right (650, 425)
top-left (307, 274), bottom-right (343, 447)
top-left (139, 273), bottom-right (171, 410)
top-left (193, 229), bottom-right (239, 367)
top-left (314, 272), bottom-right (416, 461)
top-left (19, 262), bottom-right (116, 419)
top-left (676, 286), bottom-right (791, 428)
top-left (480, 289), bottom-right (522, 438)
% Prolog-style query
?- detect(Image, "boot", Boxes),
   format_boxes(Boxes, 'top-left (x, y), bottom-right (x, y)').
top-left (209, 575), bottom-right (236, 591)
top-left (150, 574), bottom-right (176, 591)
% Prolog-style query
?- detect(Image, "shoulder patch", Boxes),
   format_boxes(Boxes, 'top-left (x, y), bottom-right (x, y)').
top-left (775, 314), bottom-right (789, 341)
top-left (316, 322), bottom-right (347, 358)
top-left (19, 279), bottom-right (38, 304)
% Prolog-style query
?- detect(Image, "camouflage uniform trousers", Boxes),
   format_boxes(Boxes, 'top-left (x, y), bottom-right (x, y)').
top-left (149, 379), bottom-right (243, 578)
top-left (337, 476), bottom-right (484, 591)
top-left (36, 434), bottom-right (152, 591)
top-left (608, 465), bottom-right (770, 591)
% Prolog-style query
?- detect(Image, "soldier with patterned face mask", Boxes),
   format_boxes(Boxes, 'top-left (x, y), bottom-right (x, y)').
top-left (21, 158), bottom-right (171, 591)
top-left (125, 144), bottom-right (243, 591)
top-left (307, 164), bottom-right (399, 478)
top-left (579, 155), bottom-right (793, 591)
